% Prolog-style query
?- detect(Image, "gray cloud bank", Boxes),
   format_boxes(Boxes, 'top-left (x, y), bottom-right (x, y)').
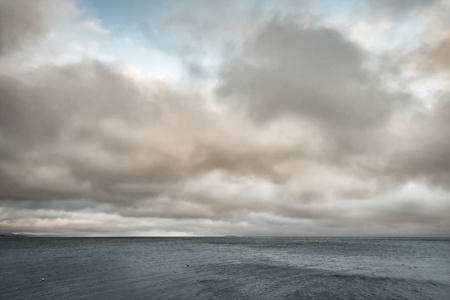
top-left (0, 0), bottom-right (449, 236)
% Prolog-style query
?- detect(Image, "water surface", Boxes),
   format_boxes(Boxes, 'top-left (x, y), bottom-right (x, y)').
top-left (1, 237), bottom-right (449, 299)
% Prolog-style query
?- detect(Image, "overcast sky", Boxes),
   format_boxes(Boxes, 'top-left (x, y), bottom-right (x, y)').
top-left (0, 0), bottom-right (449, 236)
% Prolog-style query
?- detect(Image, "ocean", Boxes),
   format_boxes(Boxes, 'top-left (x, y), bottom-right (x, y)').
top-left (0, 237), bottom-right (449, 299)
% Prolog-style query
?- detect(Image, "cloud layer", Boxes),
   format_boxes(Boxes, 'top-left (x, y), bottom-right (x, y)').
top-left (0, 0), bottom-right (449, 236)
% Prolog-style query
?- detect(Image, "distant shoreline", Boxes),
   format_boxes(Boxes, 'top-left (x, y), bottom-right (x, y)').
top-left (1, 234), bottom-right (449, 240)
top-left (0, 233), bottom-right (28, 238)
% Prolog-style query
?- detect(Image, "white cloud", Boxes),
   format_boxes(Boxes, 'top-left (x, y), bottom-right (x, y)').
top-left (84, 18), bottom-right (110, 35)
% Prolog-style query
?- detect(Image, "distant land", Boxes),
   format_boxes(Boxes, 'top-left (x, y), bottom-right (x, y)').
top-left (0, 233), bottom-right (29, 238)
top-left (0, 233), bottom-right (60, 238)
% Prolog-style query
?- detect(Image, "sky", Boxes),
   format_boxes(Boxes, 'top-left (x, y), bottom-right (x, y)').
top-left (0, 0), bottom-right (449, 237)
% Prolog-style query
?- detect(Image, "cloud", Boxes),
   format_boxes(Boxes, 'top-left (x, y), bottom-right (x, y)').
top-left (0, 0), bottom-right (74, 56)
top-left (385, 95), bottom-right (450, 189)
top-left (0, 60), bottom-right (283, 202)
top-left (390, 0), bottom-right (450, 76)
top-left (84, 19), bottom-right (110, 35)
top-left (0, 57), bottom-right (448, 236)
top-left (408, 30), bottom-right (450, 76)
top-left (0, 0), bottom-right (48, 55)
top-left (138, 0), bottom-right (300, 79)
top-left (216, 17), bottom-right (410, 162)
top-left (368, 0), bottom-right (436, 16)
top-left (0, 1), bottom-right (449, 236)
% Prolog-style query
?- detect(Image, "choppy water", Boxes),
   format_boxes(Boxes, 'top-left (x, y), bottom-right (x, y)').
top-left (0, 237), bottom-right (449, 299)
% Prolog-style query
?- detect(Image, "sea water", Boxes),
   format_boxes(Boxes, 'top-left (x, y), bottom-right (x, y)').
top-left (0, 237), bottom-right (449, 299)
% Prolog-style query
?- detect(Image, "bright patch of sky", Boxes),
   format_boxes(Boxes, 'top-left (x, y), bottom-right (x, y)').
top-left (77, 0), bottom-right (185, 81)
top-left (73, 0), bottom-right (432, 82)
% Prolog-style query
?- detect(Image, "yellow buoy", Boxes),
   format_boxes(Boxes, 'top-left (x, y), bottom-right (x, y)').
top-left (42, 278), bottom-right (45, 281)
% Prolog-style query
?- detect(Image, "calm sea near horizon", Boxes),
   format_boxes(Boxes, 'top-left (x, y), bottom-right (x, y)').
top-left (0, 237), bottom-right (449, 299)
